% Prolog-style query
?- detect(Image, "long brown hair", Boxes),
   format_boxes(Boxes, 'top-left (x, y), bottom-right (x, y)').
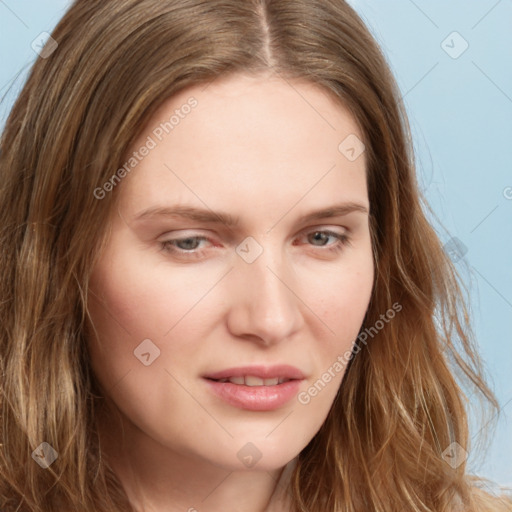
top-left (0, 0), bottom-right (510, 510)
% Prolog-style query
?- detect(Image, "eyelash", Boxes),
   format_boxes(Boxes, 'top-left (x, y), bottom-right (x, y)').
top-left (160, 230), bottom-right (351, 259)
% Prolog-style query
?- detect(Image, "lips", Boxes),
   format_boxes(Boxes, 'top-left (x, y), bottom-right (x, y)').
top-left (203, 365), bottom-right (305, 411)
top-left (203, 364), bottom-right (305, 382)
top-left (214, 376), bottom-right (290, 386)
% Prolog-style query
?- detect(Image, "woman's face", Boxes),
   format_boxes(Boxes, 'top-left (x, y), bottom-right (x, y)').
top-left (87, 72), bottom-right (374, 472)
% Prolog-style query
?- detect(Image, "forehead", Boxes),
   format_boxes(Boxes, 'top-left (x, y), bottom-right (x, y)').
top-left (118, 73), bottom-right (368, 225)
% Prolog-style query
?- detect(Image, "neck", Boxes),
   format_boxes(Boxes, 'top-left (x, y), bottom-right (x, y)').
top-left (96, 402), bottom-right (296, 512)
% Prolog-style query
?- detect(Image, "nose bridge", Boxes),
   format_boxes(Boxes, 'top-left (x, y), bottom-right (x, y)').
top-left (252, 246), bottom-right (289, 306)
top-left (229, 236), bottom-right (302, 343)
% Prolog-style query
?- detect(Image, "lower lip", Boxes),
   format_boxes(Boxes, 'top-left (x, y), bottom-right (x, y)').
top-left (203, 378), bottom-right (302, 411)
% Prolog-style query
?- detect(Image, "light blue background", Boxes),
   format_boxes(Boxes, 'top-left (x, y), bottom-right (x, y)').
top-left (1, 0), bottom-right (511, 489)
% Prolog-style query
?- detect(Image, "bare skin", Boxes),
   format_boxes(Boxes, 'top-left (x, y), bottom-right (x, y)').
top-left (87, 71), bottom-right (374, 512)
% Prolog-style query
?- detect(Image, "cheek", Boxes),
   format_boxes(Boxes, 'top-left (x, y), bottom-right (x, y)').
top-left (86, 250), bottom-right (171, 384)
top-left (305, 261), bottom-right (373, 399)
top-left (86, 244), bottom-right (226, 392)
top-left (294, 262), bottom-right (374, 415)
top-left (88, 248), bottom-right (209, 340)
top-left (311, 256), bottom-right (374, 341)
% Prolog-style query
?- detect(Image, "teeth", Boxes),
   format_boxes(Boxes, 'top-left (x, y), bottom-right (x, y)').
top-left (245, 376), bottom-right (265, 386)
top-left (215, 376), bottom-right (290, 386)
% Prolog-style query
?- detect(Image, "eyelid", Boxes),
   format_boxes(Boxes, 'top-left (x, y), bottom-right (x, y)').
top-left (296, 225), bottom-right (350, 241)
top-left (159, 225), bottom-right (351, 259)
top-left (158, 225), bottom-right (349, 244)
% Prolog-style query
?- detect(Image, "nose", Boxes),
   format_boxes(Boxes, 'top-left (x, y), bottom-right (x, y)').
top-left (225, 243), bottom-right (304, 347)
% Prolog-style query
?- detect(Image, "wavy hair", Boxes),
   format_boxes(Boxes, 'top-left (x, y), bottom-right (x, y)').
top-left (0, 0), bottom-right (510, 510)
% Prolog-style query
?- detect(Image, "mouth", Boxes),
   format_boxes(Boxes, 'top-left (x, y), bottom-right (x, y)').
top-left (203, 364), bottom-right (305, 383)
top-left (202, 365), bottom-right (305, 411)
top-left (206, 376), bottom-right (294, 386)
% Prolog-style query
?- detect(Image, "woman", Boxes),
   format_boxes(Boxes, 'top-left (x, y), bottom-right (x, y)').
top-left (0, 1), bottom-right (510, 510)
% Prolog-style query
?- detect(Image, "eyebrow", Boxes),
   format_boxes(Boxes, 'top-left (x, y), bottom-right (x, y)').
top-left (133, 202), bottom-right (368, 227)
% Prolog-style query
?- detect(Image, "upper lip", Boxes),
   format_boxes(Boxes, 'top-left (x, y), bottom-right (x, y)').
top-left (203, 365), bottom-right (305, 381)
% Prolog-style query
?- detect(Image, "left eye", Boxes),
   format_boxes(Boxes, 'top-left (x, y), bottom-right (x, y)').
top-left (305, 230), bottom-right (345, 247)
